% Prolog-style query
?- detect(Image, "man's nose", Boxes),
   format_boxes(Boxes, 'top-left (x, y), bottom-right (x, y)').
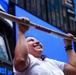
top-left (35, 40), bottom-right (40, 44)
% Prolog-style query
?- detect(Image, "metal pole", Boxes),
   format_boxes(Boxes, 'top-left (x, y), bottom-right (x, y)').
top-left (0, 11), bottom-right (76, 42)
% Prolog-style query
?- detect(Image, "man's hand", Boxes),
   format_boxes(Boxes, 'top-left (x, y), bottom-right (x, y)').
top-left (63, 33), bottom-right (74, 46)
top-left (18, 17), bottom-right (30, 33)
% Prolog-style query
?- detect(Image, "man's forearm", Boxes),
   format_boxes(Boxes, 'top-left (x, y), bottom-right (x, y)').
top-left (67, 50), bottom-right (76, 68)
top-left (14, 31), bottom-right (29, 71)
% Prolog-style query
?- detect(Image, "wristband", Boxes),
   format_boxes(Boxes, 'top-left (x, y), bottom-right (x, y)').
top-left (65, 45), bottom-right (72, 51)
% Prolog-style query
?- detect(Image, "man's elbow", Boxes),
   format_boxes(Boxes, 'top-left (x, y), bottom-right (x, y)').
top-left (14, 57), bottom-right (26, 72)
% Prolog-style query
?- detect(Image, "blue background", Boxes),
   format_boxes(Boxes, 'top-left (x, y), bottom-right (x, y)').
top-left (0, 0), bottom-right (8, 12)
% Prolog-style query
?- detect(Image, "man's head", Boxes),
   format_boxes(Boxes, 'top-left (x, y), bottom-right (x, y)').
top-left (25, 37), bottom-right (43, 58)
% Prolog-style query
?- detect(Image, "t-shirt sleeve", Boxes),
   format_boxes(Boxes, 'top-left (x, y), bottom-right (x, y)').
top-left (13, 54), bottom-right (35, 75)
top-left (45, 58), bottom-right (65, 71)
top-left (53, 59), bottom-right (65, 71)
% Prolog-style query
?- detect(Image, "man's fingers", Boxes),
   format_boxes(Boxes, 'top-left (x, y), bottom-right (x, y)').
top-left (19, 17), bottom-right (30, 24)
top-left (67, 33), bottom-right (74, 39)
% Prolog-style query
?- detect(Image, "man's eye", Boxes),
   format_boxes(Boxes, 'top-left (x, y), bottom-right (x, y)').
top-left (29, 39), bottom-right (34, 42)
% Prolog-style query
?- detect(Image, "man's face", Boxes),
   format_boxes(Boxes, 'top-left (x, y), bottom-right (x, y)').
top-left (25, 37), bottom-right (43, 58)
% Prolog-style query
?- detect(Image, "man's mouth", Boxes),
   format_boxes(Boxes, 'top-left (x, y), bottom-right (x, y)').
top-left (34, 44), bottom-right (42, 49)
top-left (34, 45), bottom-right (41, 49)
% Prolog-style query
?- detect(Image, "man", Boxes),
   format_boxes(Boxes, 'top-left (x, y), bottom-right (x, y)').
top-left (13, 17), bottom-right (76, 75)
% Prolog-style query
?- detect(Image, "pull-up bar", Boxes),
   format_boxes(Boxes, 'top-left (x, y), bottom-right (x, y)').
top-left (0, 11), bottom-right (76, 42)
